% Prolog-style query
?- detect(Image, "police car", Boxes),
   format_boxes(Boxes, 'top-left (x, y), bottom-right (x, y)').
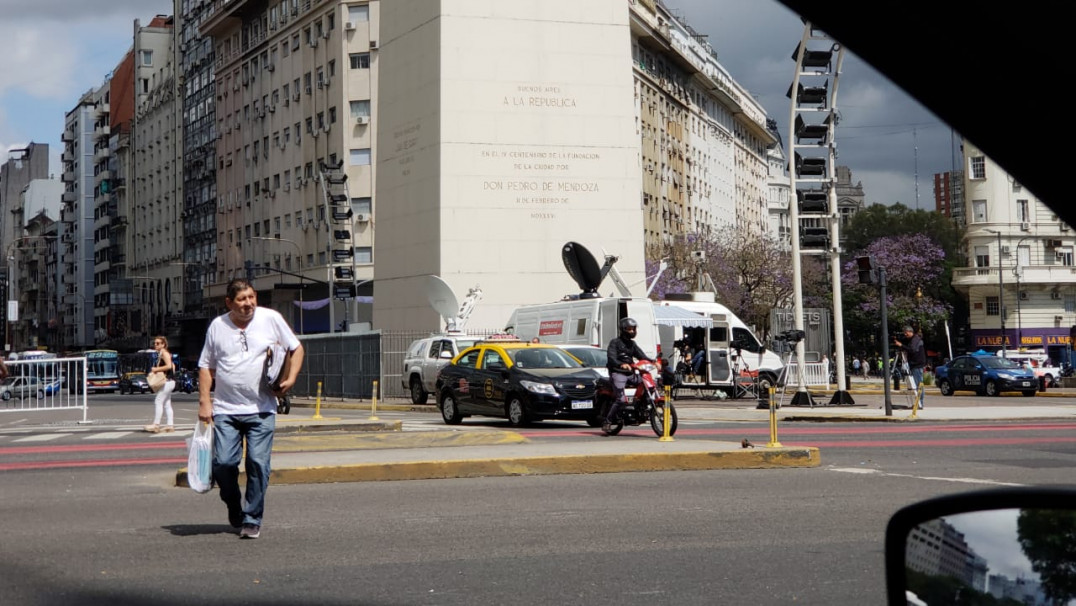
top-left (435, 337), bottom-right (602, 427)
top-left (934, 354), bottom-right (1038, 397)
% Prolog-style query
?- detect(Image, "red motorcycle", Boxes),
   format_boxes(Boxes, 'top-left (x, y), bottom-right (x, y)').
top-left (594, 360), bottom-right (678, 436)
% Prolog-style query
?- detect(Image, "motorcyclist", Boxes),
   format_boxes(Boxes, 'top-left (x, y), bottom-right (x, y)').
top-left (604, 317), bottom-right (653, 433)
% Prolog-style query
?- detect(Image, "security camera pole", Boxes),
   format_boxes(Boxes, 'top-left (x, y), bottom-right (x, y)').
top-left (857, 256), bottom-right (893, 416)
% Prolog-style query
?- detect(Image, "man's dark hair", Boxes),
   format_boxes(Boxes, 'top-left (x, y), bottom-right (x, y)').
top-left (226, 278), bottom-right (255, 301)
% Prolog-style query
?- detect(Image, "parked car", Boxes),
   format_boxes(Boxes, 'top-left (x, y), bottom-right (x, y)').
top-left (559, 345), bottom-right (609, 378)
top-left (436, 338), bottom-right (602, 427)
top-left (0, 376), bottom-right (47, 400)
top-left (934, 355), bottom-right (1038, 397)
top-left (118, 372), bottom-right (151, 394)
top-left (401, 333), bottom-right (482, 404)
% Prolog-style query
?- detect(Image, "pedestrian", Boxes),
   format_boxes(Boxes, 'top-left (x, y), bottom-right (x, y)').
top-left (144, 335), bottom-right (176, 433)
top-left (198, 278), bottom-right (305, 539)
top-left (894, 325), bottom-right (926, 409)
top-left (852, 356), bottom-right (861, 379)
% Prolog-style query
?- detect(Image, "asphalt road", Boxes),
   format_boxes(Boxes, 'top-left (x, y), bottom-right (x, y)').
top-left (1, 395), bottom-right (1074, 604)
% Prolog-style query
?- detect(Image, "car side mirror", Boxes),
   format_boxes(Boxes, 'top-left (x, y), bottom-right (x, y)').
top-left (439, 350), bottom-right (453, 360)
top-left (885, 487), bottom-right (1076, 605)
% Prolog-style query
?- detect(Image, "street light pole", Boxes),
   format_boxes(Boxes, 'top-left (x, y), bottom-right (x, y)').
top-left (250, 236), bottom-right (304, 334)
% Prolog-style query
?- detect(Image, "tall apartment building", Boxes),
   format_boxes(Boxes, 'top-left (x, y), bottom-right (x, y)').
top-left (178, 0), bottom-right (221, 349)
top-left (629, 0), bottom-right (775, 251)
top-left (933, 169), bottom-right (965, 225)
top-left (951, 138), bottom-right (1076, 360)
top-left (0, 143), bottom-right (50, 351)
top-left (200, 0), bottom-right (375, 330)
top-left (766, 121), bottom-right (792, 246)
top-left (61, 90), bottom-right (104, 349)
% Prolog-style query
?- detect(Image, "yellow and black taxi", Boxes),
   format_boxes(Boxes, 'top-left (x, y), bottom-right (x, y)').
top-left (435, 337), bottom-right (602, 427)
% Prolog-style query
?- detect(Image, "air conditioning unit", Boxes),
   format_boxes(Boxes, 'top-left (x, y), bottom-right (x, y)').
top-left (345, 22), bottom-right (356, 31)
top-left (370, 40), bottom-right (378, 49)
top-left (1020, 222), bottom-right (1030, 231)
top-left (356, 213), bottom-right (369, 222)
top-left (1001, 246), bottom-right (1011, 255)
top-left (293, 91), bottom-right (300, 101)
top-left (322, 30), bottom-right (331, 40)
top-left (269, 104), bottom-right (276, 113)
top-left (1051, 291), bottom-right (1062, 300)
top-left (309, 38), bottom-right (318, 48)
top-left (1056, 315), bottom-right (1065, 322)
top-left (305, 85), bottom-right (312, 94)
top-left (268, 190), bottom-right (276, 198)
top-left (266, 62), bottom-right (275, 72)
top-left (301, 222), bottom-right (309, 232)
top-left (356, 115), bottom-right (369, 125)
top-left (1019, 290), bottom-right (1029, 301)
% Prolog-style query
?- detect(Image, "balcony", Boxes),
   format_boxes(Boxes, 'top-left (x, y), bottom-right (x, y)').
top-left (94, 124), bottom-right (111, 140)
top-left (953, 265), bottom-right (1076, 289)
top-left (94, 103), bottom-right (110, 119)
top-left (62, 151), bottom-right (74, 163)
top-left (62, 171), bottom-right (76, 183)
top-left (200, 0), bottom-right (254, 38)
top-left (94, 147), bottom-right (111, 162)
top-left (62, 192), bottom-right (77, 203)
top-left (61, 130), bottom-right (75, 142)
top-left (95, 169), bottom-right (112, 185)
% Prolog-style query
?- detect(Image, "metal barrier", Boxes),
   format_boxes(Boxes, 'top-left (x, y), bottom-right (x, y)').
top-left (1, 357), bottom-right (88, 422)
top-left (784, 361), bottom-right (830, 387)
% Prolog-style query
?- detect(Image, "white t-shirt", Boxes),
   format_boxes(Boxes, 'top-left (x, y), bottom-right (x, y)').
top-left (198, 307), bottom-right (301, 415)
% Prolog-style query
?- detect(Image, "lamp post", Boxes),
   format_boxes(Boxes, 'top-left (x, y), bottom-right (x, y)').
top-left (985, 229), bottom-right (1006, 357)
top-left (249, 236), bottom-right (304, 334)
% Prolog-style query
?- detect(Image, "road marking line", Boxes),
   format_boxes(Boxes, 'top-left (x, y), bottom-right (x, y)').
top-left (828, 467), bottom-right (1024, 487)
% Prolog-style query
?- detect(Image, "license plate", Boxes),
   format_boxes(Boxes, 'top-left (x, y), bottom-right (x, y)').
top-left (571, 400), bottom-right (593, 409)
top-left (1021, 381), bottom-right (1031, 387)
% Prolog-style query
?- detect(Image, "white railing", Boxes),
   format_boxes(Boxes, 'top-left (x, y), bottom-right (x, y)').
top-left (1, 357), bottom-right (88, 423)
top-left (784, 361), bottom-right (830, 387)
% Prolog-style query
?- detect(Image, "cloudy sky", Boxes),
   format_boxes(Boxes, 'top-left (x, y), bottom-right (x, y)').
top-left (1, 0), bottom-right (955, 209)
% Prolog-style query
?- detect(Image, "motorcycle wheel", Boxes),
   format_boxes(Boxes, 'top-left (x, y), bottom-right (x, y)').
top-left (650, 402), bottom-right (678, 437)
top-left (602, 419), bottom-right (624, 436)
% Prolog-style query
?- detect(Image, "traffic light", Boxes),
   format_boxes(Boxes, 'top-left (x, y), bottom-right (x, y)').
top-left (800, 226), bottom-right (829, 249)
top-left (333, 283), bottom-right (355, 299)
top-left (797, 189), bottom-right (828, 214)
top-left (334, 266), bottom-right (355, 280)
top-left (855, 256), bottom-right (877, 284)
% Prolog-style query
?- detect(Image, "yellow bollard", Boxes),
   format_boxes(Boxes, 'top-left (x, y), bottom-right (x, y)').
top-left (766, 386), bottom-right (782, 447)
top-left (368, 380), bottom-right (379, 420)
top-left (312, 381), bottom-right (323, 419)
top-left (658, 385), bottom-right (674, 442)
top-left (909, 383), bottom-right (921, 419)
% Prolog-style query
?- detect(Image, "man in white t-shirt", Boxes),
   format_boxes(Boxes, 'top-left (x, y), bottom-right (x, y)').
top-left (198, 278), bottom-right (304, 539)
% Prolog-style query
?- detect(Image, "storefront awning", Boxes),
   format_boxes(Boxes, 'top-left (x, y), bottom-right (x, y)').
top-left (654, 305), bottom-right (712, 328)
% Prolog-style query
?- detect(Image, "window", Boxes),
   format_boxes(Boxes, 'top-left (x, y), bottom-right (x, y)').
top-left (1017, 245), bottom-right (1031, 268)
top-left (350, 100), bottom-right (370, 118)
top-left (1059, 247), bottom-right (1074, 266)
top-left (1017, 199), bottom-right (1029, 223)
top-left (986, 296), bottom-right (999, 316)
top-left (348, 5), bottom-right (369, 22)
top-left (972, 200), bottom-right (987, 223)
top-left (457, 349), bottom-right (480, 369)
top-left (351, 196), bottom-right (371, 214)
top-left (349, 53), bottom-right (371, 69)
top-left (1066, 295), bottom-right (1075, 313)
top-left (969, 156), bottom-right (986, 179)
top-left (354, 246), bottom-right (372, 264)
top-left (350, 148), bottom-right (371, 166)
top-left (141, 50), bottom-right (153, 66)
top-left (974, 245), bottom-right (989, 267)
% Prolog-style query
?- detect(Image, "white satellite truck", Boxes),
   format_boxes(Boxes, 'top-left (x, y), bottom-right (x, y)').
top-left (503, 242), bottom-right (661, 359)
top-left (655, 292), bottom-right (786, 396)
top-left (400, 276), bottom-right (484, 404)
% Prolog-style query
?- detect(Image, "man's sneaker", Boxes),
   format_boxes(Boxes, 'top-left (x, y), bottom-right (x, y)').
top-left (228, 506), bottom-right (243, 529)
top-left (601, 422), bottom-right (613, 434)
top-left (239, 524), bottom-right (261, 539)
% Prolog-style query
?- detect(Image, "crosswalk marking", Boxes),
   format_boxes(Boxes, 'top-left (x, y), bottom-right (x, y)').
top-left (84, 432), bottom-right (134, 440)
top-left (13, 434), bottom-right (64, 442)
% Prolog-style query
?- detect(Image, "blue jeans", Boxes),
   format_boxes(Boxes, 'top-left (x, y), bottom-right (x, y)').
top-left (213, 413), bottom-right (276, 526)
top-left (909, 367), bottom-right (925, 408)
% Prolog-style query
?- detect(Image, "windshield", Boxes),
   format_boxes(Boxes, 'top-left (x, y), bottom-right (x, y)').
top-left (980, 357), bottom-right (1023, 370)
top-left (510, 348), bottom-right (584, 369)
top-left (565, 348), bottom-right (607, 368)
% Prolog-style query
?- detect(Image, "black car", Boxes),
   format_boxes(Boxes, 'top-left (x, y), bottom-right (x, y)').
top-left (934, 355), bottom-right (1038, 397)
top-left (118, 372), bottom-right (151, 394)
top-left (436, 341), bottom-right (601, 427)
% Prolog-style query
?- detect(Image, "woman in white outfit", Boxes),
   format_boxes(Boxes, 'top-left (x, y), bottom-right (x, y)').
top-left (144, 336), bottom-right (176, 433)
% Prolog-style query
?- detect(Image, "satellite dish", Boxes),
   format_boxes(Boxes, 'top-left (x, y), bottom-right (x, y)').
top-left (561, 242), bottom-right (603, 299)
top-left (425, 275), bottom-right (461, 331)
top-left (423, 275), bottom-right (483, 331)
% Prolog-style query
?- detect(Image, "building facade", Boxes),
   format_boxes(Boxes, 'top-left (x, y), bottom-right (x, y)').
top-left (951, 138), bottom-right (1076, 361)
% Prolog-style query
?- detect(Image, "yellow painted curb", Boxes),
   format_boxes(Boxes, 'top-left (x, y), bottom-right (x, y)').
top-left (272, 430), bottom-right (528, 452)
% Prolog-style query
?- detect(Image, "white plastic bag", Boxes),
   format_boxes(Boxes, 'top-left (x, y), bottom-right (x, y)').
top-left (186, 421), bottom-right (214, 494)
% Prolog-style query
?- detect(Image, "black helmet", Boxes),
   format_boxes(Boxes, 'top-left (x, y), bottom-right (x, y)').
top-left (619, 317), bottom-right (638, 335)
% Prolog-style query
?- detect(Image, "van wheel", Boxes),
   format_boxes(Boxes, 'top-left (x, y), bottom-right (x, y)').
top-left (506, 396), bottom-right (529, 427)
top-left (757, 372), bottom-right (776, 395)
top-left (409, 377), bottom-right (429, 404)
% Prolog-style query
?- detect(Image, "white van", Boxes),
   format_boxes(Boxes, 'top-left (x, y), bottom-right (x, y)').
top-left (504, 297), bottom-right (660, 359)
top-left (656, 292), bottom-right (785, 393)
top-left (998, 349), bottom-right (1060, 387)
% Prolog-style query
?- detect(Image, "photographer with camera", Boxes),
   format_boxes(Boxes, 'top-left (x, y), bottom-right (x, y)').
top-left (894, 326), bottom-right (926, 409)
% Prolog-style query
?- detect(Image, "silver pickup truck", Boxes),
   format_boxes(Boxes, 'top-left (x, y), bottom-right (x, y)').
top-left (401, 334), bottom-right (481, 404)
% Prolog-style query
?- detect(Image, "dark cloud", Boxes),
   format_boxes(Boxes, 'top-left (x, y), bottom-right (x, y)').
top-left (663, 0), bottom-right (956, 206)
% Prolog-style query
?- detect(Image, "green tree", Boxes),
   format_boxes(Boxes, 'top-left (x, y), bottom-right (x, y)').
top-left (1017, 508), bottom-right (1076, 603)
